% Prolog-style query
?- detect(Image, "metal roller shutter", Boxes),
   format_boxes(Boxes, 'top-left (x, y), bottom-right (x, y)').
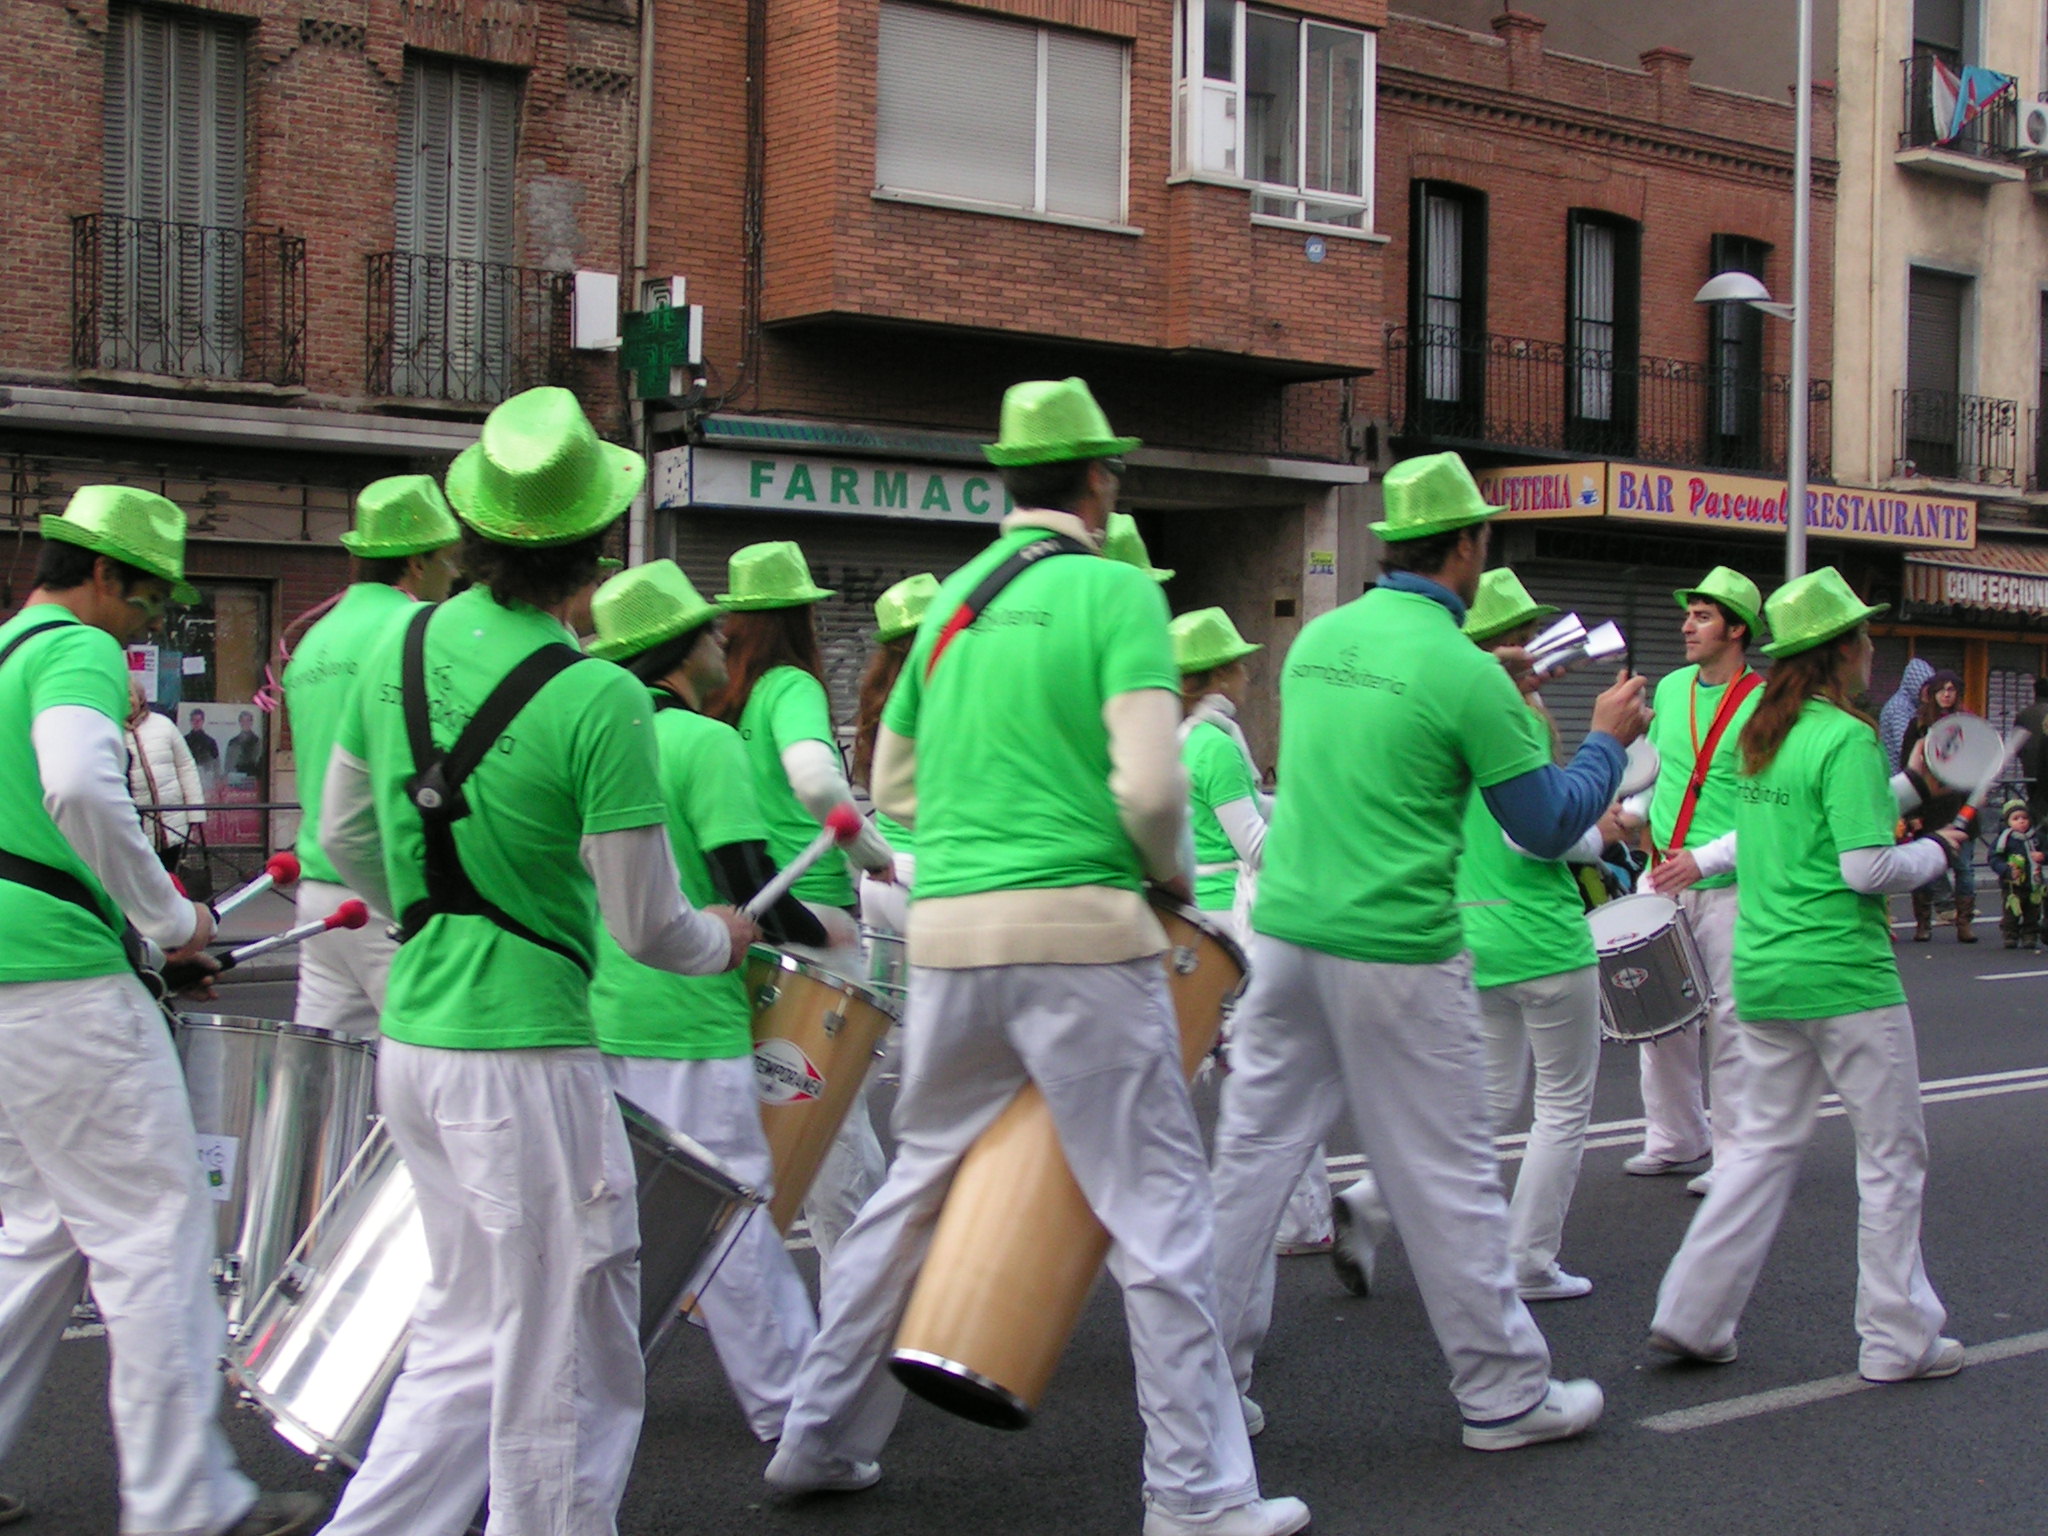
top-left (671, 512), bottom-right (996, 735)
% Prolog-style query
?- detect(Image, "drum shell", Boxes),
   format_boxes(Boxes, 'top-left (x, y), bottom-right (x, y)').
top-left (1589, 897), bottom-right (1713, 1044)
top-left (889, 901), bottom-right (1243, 1429)
top-left (175, 1015), bottom-right (378, 1331)
top-left (620, 1099), bottom-right (760, 1361)
top-left (746, 950), bottom-right (897, 1232)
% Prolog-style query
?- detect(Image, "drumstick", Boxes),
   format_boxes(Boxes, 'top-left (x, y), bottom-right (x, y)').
top-left (159, 900), bottom-right (369, 993)
top-left (1951, 729), bottom-right (2031, 835)
top-left (213, 850), bottom-right (303, 920)
top-left (742, 805), bottom-right (864, 921)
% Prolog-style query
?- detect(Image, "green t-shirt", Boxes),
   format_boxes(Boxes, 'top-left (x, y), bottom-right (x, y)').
top-left (1185, 719), bottom-right (1257, 912)
top-left (0, 607), bottom-right (133, 982)
top-left (738, 667), bottom-right (855, 909)
top-left (337, 588), bottom-right (666, 1050)
top-left (1646, 664), bottom-right (1762, 891)
top-left (591, 695), bottom-right (759, 1060)
top-left (1254, 588), bottom-right (1552, 964)
top-left (876, 810), bottom-right (913, 857)
top-left (883, 527), bottom-right (1177, 899)
top-left (1456, 785), bottom-right (1596, 988)
top-left (285, 582), bottom-right (415, 885)
top-left (1732, 699), bottom-right (1904, 1021)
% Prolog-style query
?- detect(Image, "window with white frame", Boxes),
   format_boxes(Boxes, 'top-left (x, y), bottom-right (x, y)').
top-left (876, 1), bottom-right (1128, 225)
top-left (1175, 0), bottom-right (1372, 230)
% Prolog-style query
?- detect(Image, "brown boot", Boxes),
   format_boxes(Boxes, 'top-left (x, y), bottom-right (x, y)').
top-left (1913, 887), bottom-right (1933, 941)
top-left (1957, 890), bottom-right (1977, 943)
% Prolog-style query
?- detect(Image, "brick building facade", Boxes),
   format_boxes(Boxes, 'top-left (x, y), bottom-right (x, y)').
top-left (1, 0), bottom-right (641, 838)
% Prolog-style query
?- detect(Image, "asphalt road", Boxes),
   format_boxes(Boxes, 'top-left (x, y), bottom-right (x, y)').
top-left (15, 896), bottom-right (2048, 1536)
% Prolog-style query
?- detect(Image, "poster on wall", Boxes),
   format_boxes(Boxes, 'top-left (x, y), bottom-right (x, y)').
top-left (178, 702), bottom-right (265, 843)
top-left (125, 645), bottom-right (160, 704)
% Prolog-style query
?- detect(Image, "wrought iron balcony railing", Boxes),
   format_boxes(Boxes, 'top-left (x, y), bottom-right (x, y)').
top-left (366, 252), bottom-right (572, 405)
top-left (72, 213), bottom-right (306, 386)
top-left (1899, 53), bottom-right (2019, 158)
top-left (1385, 325), bottom-right (1833, 480)
top-left (1895, 388), bottom-right (2019, 486)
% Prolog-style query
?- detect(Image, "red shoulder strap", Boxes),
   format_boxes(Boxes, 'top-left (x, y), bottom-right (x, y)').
top-left (1663, 669), bottom-right (1762, 857)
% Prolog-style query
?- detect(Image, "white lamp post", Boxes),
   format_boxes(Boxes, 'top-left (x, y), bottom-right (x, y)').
top-left (1695, 0), bottom-right (1814, 581)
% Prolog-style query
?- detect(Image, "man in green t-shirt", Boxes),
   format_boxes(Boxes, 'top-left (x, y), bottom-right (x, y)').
top-left (314, 389), bottom-right (756, 1536)
top-left (585, 559), bottom-right (826, 1444)
top-left (769, 379), bottom-right (1310, 1536)
top-left (0, 488), bottom-right (320, 1536)
top-left (1208, 453), bottom-right (1646, 1454)
top-left (1633, 567), bottom-right (1766, 1196)
top-left (283, 475), bottom-right (458, 1037)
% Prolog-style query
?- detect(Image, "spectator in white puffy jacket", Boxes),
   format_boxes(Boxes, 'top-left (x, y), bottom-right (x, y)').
top-left (124, 680), bottom-right (207, 871)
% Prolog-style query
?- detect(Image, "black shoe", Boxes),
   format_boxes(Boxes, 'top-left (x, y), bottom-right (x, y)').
top-left (0, 1493), bottom-right (27, 1528)
top-left (219, 1493), bottom-right (325, 1536)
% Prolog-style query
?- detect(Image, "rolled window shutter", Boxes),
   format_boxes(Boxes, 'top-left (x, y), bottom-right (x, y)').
top-left (1044, 31), bottom-right (1125, 220)
top-left (1907, 269), bottom-right (1965, 397)
top-left (877, 2), bottom-right (1037, 211)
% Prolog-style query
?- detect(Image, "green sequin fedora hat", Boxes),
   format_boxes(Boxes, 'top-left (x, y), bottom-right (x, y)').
top-left (1464, 568), bottom-right (1560, 644)
top-left (1171, 607), bottom-right (1261, 675)
top-left (444, 387), bottom-right (645, 548)
top-left (982, 377), bottom-right (1142, 467)
top-left (1760, 567), bottom-right (1887, 659)
top-left (874, 573), bottom-right (940, 643)
top-left (341, 475), bottom-right (461, 558)
top-left (717, 541), bottom-right (836, 610)
top-left (43, 485), bottom-right (200, 604)
top-left (1105, 512), bottom-right (1174, 582)
top-left (587, 559), bottom-right (725, 662)
top-left (1675, 565), bottom-right (1765, 637)
top-left (1370, 452), bottom-right (1503, 542)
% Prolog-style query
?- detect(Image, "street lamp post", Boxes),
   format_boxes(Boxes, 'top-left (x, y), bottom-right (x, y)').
top-left (1695, 0), bottom-right (1814, 582)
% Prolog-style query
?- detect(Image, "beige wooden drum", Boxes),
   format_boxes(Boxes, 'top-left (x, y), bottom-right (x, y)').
top-left (747, 947), bottom-right (898, 1232)
top-left (889, 897), bottom-right (1244, 1429)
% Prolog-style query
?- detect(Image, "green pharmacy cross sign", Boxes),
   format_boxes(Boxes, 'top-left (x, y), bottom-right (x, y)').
top-left (620, 306), bottom-right (698, 400)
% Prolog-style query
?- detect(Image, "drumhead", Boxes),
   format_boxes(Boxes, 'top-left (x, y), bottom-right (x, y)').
top-left (173, 1014), bottom-right (378, 1052)
top-left (1923, 712), bottom-right (2002, 791)
top-left (1618, 737), bottom-right (1660, 797)
top-left (745, 945), bottom-right (896, 1017)
top-left (615, 1094), bottom-right (757, 1202)
top-left (1586, 893), bottom-right (1677, 952)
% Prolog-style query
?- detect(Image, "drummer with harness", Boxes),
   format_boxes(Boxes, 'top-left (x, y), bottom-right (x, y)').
top-left (0, 488), bottom-right (321, 1536)
top-left (314, 388), bottom-right (756, 1536)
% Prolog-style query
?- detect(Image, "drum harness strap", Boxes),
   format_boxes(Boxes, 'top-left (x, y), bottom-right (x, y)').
top-left (924, 532), bottom-right (1090, 678)
top-left (1658, 669), bottom-right (1763, 862)
top-left (0, 618), bottom-right (156, 975)
top-left (398, 604), bottom-right (596, 977)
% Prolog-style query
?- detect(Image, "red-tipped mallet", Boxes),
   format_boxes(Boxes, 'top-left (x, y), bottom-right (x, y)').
top-left (213, 850), bottom-right (304, 921)
top-left (743, 804), bottom-right (864, 920)
top-left (161, 899), bottom-right (368, 993)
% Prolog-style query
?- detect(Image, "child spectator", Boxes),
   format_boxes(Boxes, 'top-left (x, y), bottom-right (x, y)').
top-left (1990, 798), bottom-right (2044, 951)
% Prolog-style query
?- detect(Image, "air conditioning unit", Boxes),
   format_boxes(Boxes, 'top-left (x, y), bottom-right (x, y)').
top-left (2020, 99), bottom-right (2048, 155)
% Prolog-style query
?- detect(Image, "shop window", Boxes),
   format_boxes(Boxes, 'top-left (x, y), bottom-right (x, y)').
top-left (133, 582), bottom-right (272, 853)
top-left (876, 1), bottom-right (1128, 225)
top-left (1174, 0), bottom-right (1373, 231)
top-left (1409, 181), bottom-right (1487, 432)
top-left (1565, 211), bottom-right (1640, 452)
top-left (1705, 234), bottom-right (1771, 471)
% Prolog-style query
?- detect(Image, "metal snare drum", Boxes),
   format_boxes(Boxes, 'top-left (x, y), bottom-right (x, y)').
top-left (1587, 893), bottom-right (1713, 1045)
top-left (175, 1014), bottom-right (378, 1331)
top-left (230, 1098), bottom-right (758, 1468)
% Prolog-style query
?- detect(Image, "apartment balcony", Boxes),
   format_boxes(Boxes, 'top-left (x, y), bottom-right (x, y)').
top-left (1894, 388), bottom-right (2020, 487)
top-left (1896, 54), bottom-right (2025, 184)
top-left (366, 252), bottom-right (572, 406)
top-left (1385, 326), bottom-right (1833, 481)
top-left (71, 213), bottom-right (307, 388)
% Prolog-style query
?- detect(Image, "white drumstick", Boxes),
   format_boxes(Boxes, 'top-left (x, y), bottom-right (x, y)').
top-left (213, 850), bottom-right (302, 920)
top-left (221, 899), bottom-right (369, 967)
top-left (743, 805), bottom-right (864, 920)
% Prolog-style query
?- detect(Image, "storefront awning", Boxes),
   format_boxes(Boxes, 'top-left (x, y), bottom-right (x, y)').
top-left (1904, 542), bottom-right (2048, 615)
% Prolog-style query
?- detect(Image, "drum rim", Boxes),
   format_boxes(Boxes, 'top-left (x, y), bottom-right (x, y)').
top-left (614, 1094), bottom-right (761, 1204)
top-left (890, 1348), bottom-right (1031, 1424)
top-left (226, 1364), bottom-right (367, 1469)
top-left (1587, 891), bottom-right (1678, 940)
top-left (173, 1014), bottom-right (378, 1050)
top-left (1146, 893), bottom-right (1249, 978)
top-left (744, 945), bottom-right (896, 1014)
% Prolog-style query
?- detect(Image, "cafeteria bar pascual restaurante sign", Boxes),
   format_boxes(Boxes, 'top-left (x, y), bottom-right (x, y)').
top-left (1476, 462), bottom-right (1976, 550)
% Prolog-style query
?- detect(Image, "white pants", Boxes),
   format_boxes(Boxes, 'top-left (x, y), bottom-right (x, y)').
top-left (605, 1054), bottom-right (817, 1441)
top-left (1210, 939), bottom-right (1552, 1424)
top-left (1477, 966), bottom-right (1601, 1284)
top-left (1637, 883), bottom-right (1749, 1164)
top-left (1652, 1004), bottom-right (1948, 1378)
top-left (789, 901), bottom-right (886, 1268)
top-left (0, 973), bottom-right (256, 1536)
top-left (293, 879), bottom-right (397, 1038)
top-left (778, 959), bottom-right (1259, 1517)
top-left (323, 1040), bottom-right (643, 1536)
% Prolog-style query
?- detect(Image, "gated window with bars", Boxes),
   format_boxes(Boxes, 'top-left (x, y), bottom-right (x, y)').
top-left (1565, 211), bottom-right (1639, 450)
top-left (1408, 181), bottom-right (1486, 426)
top-left (1706, 234), bottom-right (1771, 470)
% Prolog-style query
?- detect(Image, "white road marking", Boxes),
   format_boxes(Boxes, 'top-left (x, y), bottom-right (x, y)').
top-left (1973, 969), bottom-right (2048, 982)
top-left (1638, 1329), bottom-right (2048, 1434)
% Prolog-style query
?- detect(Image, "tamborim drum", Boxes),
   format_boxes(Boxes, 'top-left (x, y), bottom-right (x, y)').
top-left (1922, 712), bottom-right (2003, 792)
top-left (888, 898), bottom-right (1245, 1430)
top-left (1587, 892), bottom-right (1712, 1045)
top-left (746, 949), bottom-right (897, 1232)
top-left (175, 1015), bottom-right (378, 1332)
top-left (1618, 737), bottom-right (1661, 798)
top-left (229, 1097), bottom-right (759, 1468)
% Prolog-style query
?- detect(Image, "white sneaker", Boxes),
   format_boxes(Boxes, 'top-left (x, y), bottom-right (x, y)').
top-left (1864, 1336), bottom-right (1965, 1383)
top-left (1461, 1378), bottom-right (1604, 1451)
top-left (1685, 1171), bottom-right (1715, 1197)
top-left (763, 1444), bottom-right (881, 1495)
top-left (1240, 1393), bottom-right (1266, 1437)
top-left (1624, 1152), bottom-right (1704, 1177)
top-left (1331, 1174), bottom-right (1392, 1298)
top-left (1517, 1269), bottom-right (1593, 1301)
top-left (1142, 1495), bottom-right (1312, 1536)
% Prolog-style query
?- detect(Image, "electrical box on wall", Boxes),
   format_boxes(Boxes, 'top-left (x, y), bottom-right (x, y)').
top-left (572, 271), bottom-right (621, 350)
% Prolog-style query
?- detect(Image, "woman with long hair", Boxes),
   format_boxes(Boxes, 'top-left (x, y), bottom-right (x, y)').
top-left (708, 541), bottom-right (896, 1265)
top-left (1650, 568), bottom-right (1963, 1383)
top-left (852, 574), bottom-right (936, 948)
